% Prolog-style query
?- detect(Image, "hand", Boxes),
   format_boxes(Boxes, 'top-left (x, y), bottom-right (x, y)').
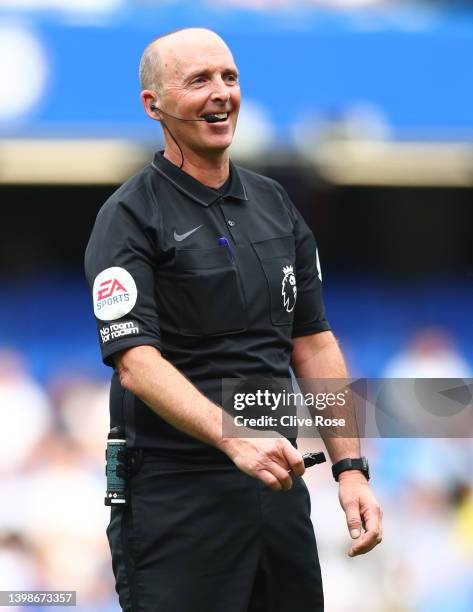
top-left (338, 471), bottom-right (383, 557)
top-left (221, 436), bottom-right (305, 491)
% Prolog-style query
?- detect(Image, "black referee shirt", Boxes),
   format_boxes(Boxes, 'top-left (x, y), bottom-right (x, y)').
top-left (85, 151), bottom-right (330, 460)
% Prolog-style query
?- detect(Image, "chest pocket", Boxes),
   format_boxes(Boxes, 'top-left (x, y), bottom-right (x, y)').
top-left (252, 235), bottom-right (297, 326)
top-left (175, 246), bottom-right (247, 336)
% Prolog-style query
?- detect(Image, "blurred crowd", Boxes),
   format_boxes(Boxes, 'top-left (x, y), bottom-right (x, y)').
top-left (0, 349), bottom-right (114, 611)
top-left (0, 330), bottom-right (472, 611)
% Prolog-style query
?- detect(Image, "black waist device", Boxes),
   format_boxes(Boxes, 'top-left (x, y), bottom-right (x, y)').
top-left (302, 451), bottom-right (327, 468)
top-left (105, 427), bottom-right (127, 506)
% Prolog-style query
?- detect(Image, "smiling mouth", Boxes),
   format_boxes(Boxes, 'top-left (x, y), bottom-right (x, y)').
top-left (202, 112), bottom-right (229, 123)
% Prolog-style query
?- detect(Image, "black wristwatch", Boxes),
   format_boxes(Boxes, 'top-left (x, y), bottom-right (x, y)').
top-left (332, 456), bottom-right (370, 482)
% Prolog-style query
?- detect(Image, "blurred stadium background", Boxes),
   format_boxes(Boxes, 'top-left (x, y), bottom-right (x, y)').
top-left (1, 0), bottom-right (473, 610)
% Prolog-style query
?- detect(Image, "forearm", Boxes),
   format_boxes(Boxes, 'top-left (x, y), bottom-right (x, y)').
top-left (292, 333), bottom-right (360, 463)
top-left (114, 345), bottom-right (306, 491)
top-left (115, 345), bottom-right (227, 451)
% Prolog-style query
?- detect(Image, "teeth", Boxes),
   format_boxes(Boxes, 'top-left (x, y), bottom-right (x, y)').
top-left (205, 113), bottom-right (228, 120)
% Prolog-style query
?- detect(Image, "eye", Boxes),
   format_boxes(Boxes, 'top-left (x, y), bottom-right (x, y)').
top-left (190, 76), bottom-right (207, 86)
top-left (224, 73), bottom-right (239, 84)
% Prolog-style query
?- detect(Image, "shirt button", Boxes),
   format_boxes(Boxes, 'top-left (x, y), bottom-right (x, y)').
top-left (227, 219), bottom-right (236, 227)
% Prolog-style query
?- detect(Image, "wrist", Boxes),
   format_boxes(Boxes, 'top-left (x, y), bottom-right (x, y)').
top-left (337, 470), bottom-right (369, 484)
top-left (217, 436), bottom-right (239, 459)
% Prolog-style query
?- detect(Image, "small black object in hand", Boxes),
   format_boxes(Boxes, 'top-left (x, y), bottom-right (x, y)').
top-left (302, 451), bottom-right (327, 469)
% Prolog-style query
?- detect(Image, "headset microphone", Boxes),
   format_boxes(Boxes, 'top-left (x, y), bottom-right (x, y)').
top-left (149, 104), bottom-right (225, 170)
top-left (150, 104), bottom-right (223, 124)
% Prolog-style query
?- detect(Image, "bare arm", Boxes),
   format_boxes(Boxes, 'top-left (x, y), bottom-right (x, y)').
top-left (116, 345), bottom-right (227, 449)
top-left (291, 331), bottom-right (383, 556)
top-left (114, 345), bottom-right (305, 490)
top-left (291, 331), bottom-right (361, 464)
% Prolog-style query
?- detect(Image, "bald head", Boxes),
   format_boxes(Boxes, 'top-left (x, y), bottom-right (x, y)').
top-left (139, 28), bottom-right (232, 94)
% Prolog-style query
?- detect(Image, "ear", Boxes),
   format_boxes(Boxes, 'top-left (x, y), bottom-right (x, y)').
top-left (141, 89), bottom-right (162, 121)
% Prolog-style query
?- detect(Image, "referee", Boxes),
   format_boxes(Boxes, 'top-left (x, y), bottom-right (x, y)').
top-left (85, 28), bottom-right (382, 612)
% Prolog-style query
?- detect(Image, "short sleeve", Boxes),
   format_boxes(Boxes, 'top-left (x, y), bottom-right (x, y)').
top-left (84, 196), bottom-right (161, 367)
top-left (273, 182), bottom-right (331, 337)
top-left (292, 205), bottom-right (331, 336)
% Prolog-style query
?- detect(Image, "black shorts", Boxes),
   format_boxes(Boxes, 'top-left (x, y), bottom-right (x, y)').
top-left (107, 457), bottom-right (324, 612)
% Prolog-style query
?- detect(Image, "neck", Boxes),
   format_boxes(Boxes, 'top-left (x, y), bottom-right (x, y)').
top-left (163, 140), bottom-right (230, 189)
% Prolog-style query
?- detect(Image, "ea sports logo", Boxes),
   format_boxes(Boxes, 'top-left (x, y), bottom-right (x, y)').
top-left (281, 264), bottom-right (297, 313)
top-left (93, 267), bottom-right (137, 321)
top-left (97, 278), bottom-right (127, 301)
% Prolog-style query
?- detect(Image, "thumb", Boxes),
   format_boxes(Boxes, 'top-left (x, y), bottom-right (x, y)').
top-left (345, 502), bottom-right (362, 539)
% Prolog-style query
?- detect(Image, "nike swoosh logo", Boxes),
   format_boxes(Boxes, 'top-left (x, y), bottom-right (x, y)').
top-left (173, 225), bottom-right (203, 242)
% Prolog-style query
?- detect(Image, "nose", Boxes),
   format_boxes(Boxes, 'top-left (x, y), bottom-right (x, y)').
top-left (210, 76), bottom-right (230, 104)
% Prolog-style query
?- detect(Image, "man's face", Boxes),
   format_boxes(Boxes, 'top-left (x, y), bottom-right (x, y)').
top-left (156, 33), bottom-right (240, 157)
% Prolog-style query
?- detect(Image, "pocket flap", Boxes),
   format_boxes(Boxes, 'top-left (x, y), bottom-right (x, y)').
top-left (252, 235), bottom-right (294, 260)
top-left (176, 246), bottom-right (231, 270)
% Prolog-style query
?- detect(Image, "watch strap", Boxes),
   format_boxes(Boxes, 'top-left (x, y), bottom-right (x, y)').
top-left (332, 456), bottom-right (370, 482)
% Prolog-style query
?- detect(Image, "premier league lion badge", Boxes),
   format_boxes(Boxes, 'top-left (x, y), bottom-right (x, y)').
top-left (281, 265), bottom-right (297, 312)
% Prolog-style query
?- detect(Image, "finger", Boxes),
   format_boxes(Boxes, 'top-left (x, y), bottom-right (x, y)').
top-left (267, 461), bottom-right (293, 491)
top-left (281, 443), bottom-right (305, 477)
top-left (348, 512), bottom-right (382, 557)
top-left (258, 469), bottom-right (283, 492)
top-left (344, 501), bottom-right (362, 539)
top-left (363, 507), bottom-right (383, 541)
top-left (348, 531), bottom-right (382, 557)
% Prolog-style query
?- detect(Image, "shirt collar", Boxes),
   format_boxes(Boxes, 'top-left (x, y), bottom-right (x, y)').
top-left (151, 151), bottom-right (248, 207)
